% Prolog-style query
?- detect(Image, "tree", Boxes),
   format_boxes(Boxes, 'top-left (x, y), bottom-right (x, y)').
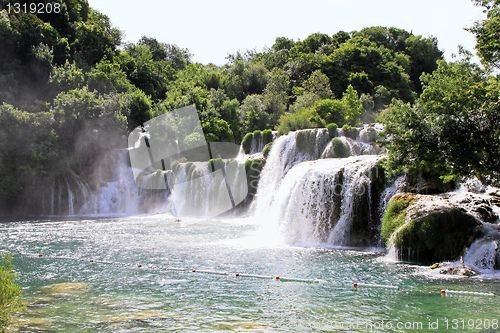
top-left (240, 94), bottom-right (269, 133)
top-left (0, 253), bottom-right (25, 332)
top-left (382, 57), bottom-right (500, 184)
top-left (469, 0), bottom-right (500, 68)
top-left (342, 84), bottom-right (362, 125)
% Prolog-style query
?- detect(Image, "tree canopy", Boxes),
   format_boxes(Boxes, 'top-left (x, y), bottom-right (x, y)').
top-left (0, 0), bottom-right (446, 215)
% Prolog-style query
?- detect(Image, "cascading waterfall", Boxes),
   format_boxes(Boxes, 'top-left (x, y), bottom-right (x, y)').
top-left (79, 150), bottom-right (170, 216)
top-left (252, 126), bottom-right (385, 247)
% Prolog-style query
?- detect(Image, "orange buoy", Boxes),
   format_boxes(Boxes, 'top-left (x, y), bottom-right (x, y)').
top-left (19, 252), bottom-right (22, 255)
top-left (192, 269), bottom-right (196, 272)
top-left (235, 273), bottom-right (240, 276)
top-left (441, 290), bottom-right (446, 294)
top-left (138, 264), bottom-right (142, 268)
top-left (38, 254), bottom-right (42, 257)
top-left (90, 259), bottom-right (94, 262)
top-left (276, 276), bottom-right (280, 280)
top-left (354, 283), bottom-right (358, 287)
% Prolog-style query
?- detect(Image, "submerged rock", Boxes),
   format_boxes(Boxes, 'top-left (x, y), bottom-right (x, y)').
top-left (384, 195), bottom-right (481, 263)
top-left (41, 282), bottom-right (90, 296)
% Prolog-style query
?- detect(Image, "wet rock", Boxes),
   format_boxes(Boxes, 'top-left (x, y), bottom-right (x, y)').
top-left (439, 265), bottom-right (478, 277)
top-left (387, 195), bottom-right (481, 263)
top-left (474, 204), bottom-right (498, 223)
top-left (41, 282), bottom-right (90, 296)
top-left (100, 310), bottom-right (170, 324)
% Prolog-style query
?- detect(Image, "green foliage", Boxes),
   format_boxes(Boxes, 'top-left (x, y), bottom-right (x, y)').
top-left (0, 103), bottom-right (57, 204)
top-left (313, 99), bottom-right (345, 125)
top-left (330, 138), bottom-right (350, 158)
top-left (382, 58), bottom-right (500, 184)
top-left (469, 0), bottom-right (500, 68)
top-left (380, 194), bottom-right (415, 243)
top-left (276, 108), bottom-right (322, 135)
top-left (0, 0), bottom-right (447, 216)
top-left (241, 133), bottom-right (253, 154)
top-left (0, 253), bottom-right (25, 331)
top-left (262, 142), bottom-right (274, 158)
top-left (326, 123), bottom-right (338, 138)
top-left (342, 85), bottom-right (362, 125)
top-left (240, 94), bottom-right (269, 133)
top-left (262, 129), bottom-right (273, 144)
top-left (202, 117), bottom-right (234, 143)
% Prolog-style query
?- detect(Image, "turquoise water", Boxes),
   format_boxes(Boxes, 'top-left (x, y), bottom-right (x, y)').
top-left (1, 215), bottom-right (499, 332)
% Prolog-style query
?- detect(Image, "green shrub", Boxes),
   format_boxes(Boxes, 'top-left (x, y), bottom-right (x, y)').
top-left (275, 108), bottom-right (319, 135)
top-left (262, 142), bottom-right (274, 158)
top-left (331, 138), bottom-right (350, 158)
top-left (241, 133), bottom-right (253, 154)
top-left (342, 124), bottom-right (359, 139)
top-left (326, 123), bottom-right (338, 138)
top-left (381, 194), bottom-right (416, 243)
top-left (262, 129), bottom-right (273, 145)
top-left (0, 253), bottom-right (25, 331)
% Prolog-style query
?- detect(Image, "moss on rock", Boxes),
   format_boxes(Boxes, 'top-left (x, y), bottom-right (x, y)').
top-left (241, 133), bottom-right (253, 154)
top-left (385, 195), bottom-right (481, 262)
top-left (381, 194), bottom-right (416, 243)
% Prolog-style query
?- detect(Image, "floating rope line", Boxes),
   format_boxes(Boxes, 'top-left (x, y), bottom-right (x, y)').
top-left (3, 251), bottom-right (496, 296)
top-left (353, 282), bottom-right (399, 290)
top-left (441, 289), bottom-right (496, 297)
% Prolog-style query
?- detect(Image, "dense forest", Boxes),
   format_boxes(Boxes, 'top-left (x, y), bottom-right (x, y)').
top-left (0, 0), bottom-right (498, 216)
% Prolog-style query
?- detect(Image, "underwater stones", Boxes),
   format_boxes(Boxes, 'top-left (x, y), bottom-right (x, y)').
top-left (386, 195), bottom-right (480, 262)
top-left (101, 310), bottom-right (170, 324)
top-left (41, 282), bottom-right (90, 296)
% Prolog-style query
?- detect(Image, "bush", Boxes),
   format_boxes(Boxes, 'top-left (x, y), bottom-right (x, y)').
top-left (275, 108), bottom-right (320, 135)
top-left (380, 194), bottom-right (415, 243)
top-left (0, 253), bottom-right (25, 331)
top-left (241, 133), bottom-right (253, 154)
top-left (326, 123), bottom-right (338, 138)
top-left (262, 129), bottom-right (273, 145)
top-left (342, 124), bottom-right (359, 139)
top-left (331, 138), bottom-right (350, 158)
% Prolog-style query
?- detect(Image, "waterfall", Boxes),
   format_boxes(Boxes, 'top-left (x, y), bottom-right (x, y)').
top-left (79, 150), bottom-right (170, 216)
top-left (167, 160), bottom-right (248, 217)
top-left (252, 127), bottom-right (385, 247)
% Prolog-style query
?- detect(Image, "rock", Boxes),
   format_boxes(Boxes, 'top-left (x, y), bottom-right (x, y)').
top-left (439, 265), bottom-right (478, 277)
top-left (387, 195), bottom-right (481, 263)
top-left (100, 310), bottom-right (170, 324)
top-left (41, 282), bottom-right (90, 296)
top-left (474, 204), bottom-right (498, 223)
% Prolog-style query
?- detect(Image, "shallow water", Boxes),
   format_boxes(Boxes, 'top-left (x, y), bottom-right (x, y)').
top-left (1, 215), bottom-right (499, 332)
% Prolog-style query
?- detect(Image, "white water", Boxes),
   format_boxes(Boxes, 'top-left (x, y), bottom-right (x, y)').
top-left (251, 127), bottom-right (384, 247)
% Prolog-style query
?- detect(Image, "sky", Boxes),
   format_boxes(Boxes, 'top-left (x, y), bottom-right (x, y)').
top-left (87, 0), bottom-right (487, 65)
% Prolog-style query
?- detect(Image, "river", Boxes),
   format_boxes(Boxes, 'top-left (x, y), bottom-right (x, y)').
top-left (1, 214), bottom-right (499, 332)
